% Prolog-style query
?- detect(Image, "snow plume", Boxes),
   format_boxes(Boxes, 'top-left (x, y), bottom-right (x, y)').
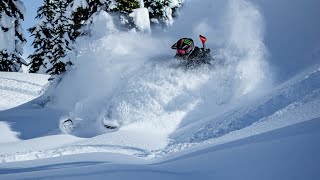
top-left (225, 0), bottom-right (271, 96)
top-left (168, 0), bottom-right (272, 97)
top-left (163, 0), bottom-right (274, 145)
top-left (48, 1), bottom-right (273, 139)
top-left (50, 12), bottom-right (170, 136)
top-left (53, 33), bottom-right (165, 110)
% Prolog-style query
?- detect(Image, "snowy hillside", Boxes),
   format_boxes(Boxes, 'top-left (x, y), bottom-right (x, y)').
top-left (0, 67), bottom-right (319, 178)
top-left (1, 0), bottom-right (320, 179)
top-left (1, 117), bottom-right (320, 180)
top-left (0, 72), bottom-right (49, 111)
top-left (0, 72), bottom-right (49, 143)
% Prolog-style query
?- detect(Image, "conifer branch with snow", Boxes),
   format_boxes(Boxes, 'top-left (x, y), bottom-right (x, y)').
top-left (0, 0), bottom-right (27, 72)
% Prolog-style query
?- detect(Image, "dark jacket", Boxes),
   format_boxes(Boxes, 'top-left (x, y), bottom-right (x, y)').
top-left (175, 47), bottom-right (212, 64)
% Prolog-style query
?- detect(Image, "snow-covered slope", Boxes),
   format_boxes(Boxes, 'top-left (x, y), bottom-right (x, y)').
top-left (0, 72), bottom-right (49, 143)
top-left (162, 65), bottom-right (320, 155)
top-left (1, 117), bottom-right (319, 180)
top-left (0, 72), bottom-right (49, 111)
top-left (0, 64), bottom-right (319, 163)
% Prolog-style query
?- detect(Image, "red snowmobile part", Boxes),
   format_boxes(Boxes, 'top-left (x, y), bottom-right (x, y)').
top-left (199, 35), bottom-right (207, 44)
top-left (199, 35), bottom-right (207, 49)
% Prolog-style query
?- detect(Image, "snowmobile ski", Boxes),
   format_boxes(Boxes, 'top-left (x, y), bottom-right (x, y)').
top-left (60, 118), bottom-right (75, 133)
top-left (103, 124), bottom-right (118, 129)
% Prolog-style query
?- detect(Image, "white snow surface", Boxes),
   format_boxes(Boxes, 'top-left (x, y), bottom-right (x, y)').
top-left (0, 0), bottom-right (320, 179)
top-left (130, 8), bottom-right (151, 33)
top-left (0, 72), bottom-right (49, 111)
top-left (0, 72), bottom-right (50, 143)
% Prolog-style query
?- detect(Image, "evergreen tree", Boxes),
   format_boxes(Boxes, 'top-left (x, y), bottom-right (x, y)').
top-left (29, 0), bottom-right (73, 75)
top-left (28, 0), bottom-right (185, 75)
top-left (144, 0), bottom-right (184, 27)
top-left (68, 0), bottom-right (140, 38)
top-left (28, 0), bottom-right (56, 73)
top-left (47, 0), bottom-right (73, 76)
top-left (0, 0), bottom-right (26, 72)
top-left (68, 0), bottom-right (112, 40)
top-left (68, 0), bottom-right (185, 39)
top-left (114, 0), bottom-right (139, 13)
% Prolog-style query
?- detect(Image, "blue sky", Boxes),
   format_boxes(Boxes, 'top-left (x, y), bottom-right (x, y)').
top-left (22, 0), bottom-right (42, 58)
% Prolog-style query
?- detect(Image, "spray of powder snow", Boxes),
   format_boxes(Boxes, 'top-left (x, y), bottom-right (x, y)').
top-left (167, 0), bottom-right (274, 144)
top-left (226, 0), bottom-right (271, 95)
top-left (50, 0), bottom-right (273, 139)
top-left (168, 0), bottom-right (271, 96)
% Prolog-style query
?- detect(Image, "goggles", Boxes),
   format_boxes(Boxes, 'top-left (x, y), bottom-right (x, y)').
top-left (177, 49), bottom-right (186, 55)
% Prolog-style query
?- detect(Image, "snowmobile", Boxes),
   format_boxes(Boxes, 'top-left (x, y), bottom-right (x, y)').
top-left (171, 35), bottom-right (213, 69)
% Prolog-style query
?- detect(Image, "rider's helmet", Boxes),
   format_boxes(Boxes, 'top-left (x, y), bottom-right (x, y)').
top-left (171, 38), bottom-right (195, 56)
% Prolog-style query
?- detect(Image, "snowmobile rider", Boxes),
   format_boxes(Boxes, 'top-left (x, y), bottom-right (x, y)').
top-left (171, 35), bottom-right (212, 65)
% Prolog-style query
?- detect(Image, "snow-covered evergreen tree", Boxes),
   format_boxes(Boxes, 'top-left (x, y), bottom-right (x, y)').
top-left (29, 0), bottom-right (73, 75)
top-left (68, 0), bottom-right (141, 37)
top-left (68, 0), bottom-right (90, 40)
top-left (28, 0), bottom-right (184, 75)
top-left (67, 0), bottom-right (185, 38)
top-left (144, 0), bottom-right (184, 27)
top-left (0, 0), bottom-right (27, 72)
top-left (46, 0), bottom-right (73, 76)
top-left (114, 0), bottom-right (139, 13)
top-left (28, 0), bottom-right (56, 73)
top-left (68, 0), bottom-right (113, 40)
